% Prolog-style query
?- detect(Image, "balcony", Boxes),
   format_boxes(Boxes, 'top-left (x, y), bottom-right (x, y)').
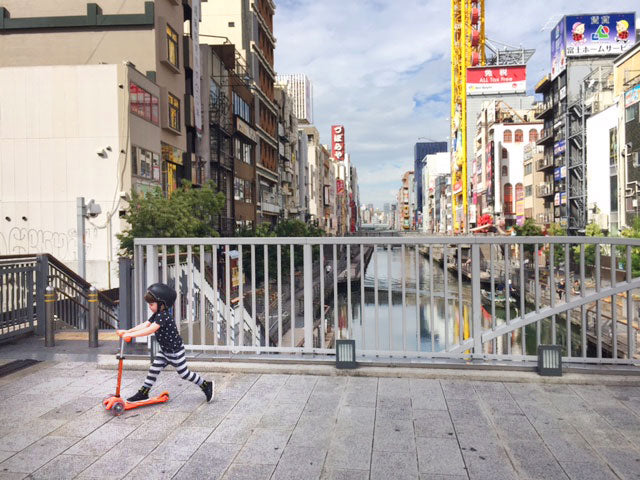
top-left (536, 155), bottom-right (554, 171)
top-left (534, 101), bottom-right (553, 119)
top-left (536, 129), bottom-right (553, 146)
top-left (260, 192), bottom-right (281, 214)
top-left (537, 212), bottom-right (553, 224)
top-left (536, 183), bottom-right (554, 198)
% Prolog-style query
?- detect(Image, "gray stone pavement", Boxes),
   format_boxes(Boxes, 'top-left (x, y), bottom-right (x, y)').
top-left (0, 361), bottom-right (640, 479)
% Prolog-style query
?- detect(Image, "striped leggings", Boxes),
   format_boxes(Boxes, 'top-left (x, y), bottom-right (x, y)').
top-left (143, 348), bottom-right (203, 388)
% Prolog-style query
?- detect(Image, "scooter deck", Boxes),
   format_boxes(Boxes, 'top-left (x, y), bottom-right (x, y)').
top-left (103, 391), bottom-right (169, 411)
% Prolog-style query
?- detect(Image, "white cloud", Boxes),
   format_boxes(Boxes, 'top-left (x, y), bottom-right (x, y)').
top-left (275, 0), bottom-right (639, 207)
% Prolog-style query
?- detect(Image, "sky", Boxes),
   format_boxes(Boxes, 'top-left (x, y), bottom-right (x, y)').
top-left (274, 0), bottom-right (639, 208)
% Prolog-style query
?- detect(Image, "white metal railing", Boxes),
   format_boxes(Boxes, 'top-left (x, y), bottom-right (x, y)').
top-left (133, 236), bottom-right (640, 364)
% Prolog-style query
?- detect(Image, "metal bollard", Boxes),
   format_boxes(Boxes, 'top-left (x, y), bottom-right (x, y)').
top-left (45, 286), bottom-right (56, 347)
top-left (88, 286), bottom-right (99, 347)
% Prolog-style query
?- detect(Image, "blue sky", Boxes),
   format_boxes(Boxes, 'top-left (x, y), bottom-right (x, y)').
top-left (274, 0), bottom-right (639, 208)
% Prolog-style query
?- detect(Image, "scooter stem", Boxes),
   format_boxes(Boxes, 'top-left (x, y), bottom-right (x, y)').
top-left (115, 337), bottom-right (126, 398)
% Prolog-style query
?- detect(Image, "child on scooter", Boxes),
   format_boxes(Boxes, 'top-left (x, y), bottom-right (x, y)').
top-left (116, 282), bottom-right (214, 403)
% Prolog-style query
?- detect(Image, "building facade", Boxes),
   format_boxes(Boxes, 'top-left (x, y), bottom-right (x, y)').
top-left (276, 74), bottom-right (313, 124)
top-left (413, 141), bottom-right (447, 229)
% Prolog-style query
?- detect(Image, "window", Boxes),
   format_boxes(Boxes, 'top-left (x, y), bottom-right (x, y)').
top-left (228, 22), bottom-right (235, 27)
top-left (234, 178), bottom-right (244, 201)
top-left (626, 104), bottom-right (637, 123)
top-left (130, 83), bottom-right (159, 125)
top-left (502, 148), bottom-right (508, 160)
top-left (168, 93), bottom-right (180, 131)
top-left (503, 183), bottom-right (513, 214)
top-left (234, 138), bottom-right (252, 164)
top-left (167, 25), bottom-right (179, 68)
top-left (502, 165), bottom-right (508, 177)
top-left (210, 80), bottom-right (220, 103)
top-left (503, 130), bottom-right (512, 143)
top-left (132, 146), bottom-right (160, 180)
top-left (233, 92), bottom-right (251, 123)
top-left (529, 129), bottom-right (539, 143)
top-left (525, 185), bottom-right (533, 197)
top-left (524, 163), bottom-right (532, 176)
top-left (244, 180), bottom-right (253, 203)
top-left (514, 129), bottom-right (523, 143)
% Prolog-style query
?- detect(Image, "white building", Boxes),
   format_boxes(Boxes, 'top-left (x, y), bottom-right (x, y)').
top-left (276, 74), bottom-right (313, 124)
top-left (421, 152), bottom-right (450, 232)
top-left (0, 64), bottom-right (142, 289)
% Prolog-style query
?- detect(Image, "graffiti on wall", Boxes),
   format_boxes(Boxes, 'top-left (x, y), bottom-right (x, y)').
top-left (0, 226), bottom-right (98, 260)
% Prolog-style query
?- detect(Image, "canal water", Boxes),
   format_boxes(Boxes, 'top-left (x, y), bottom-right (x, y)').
top-left (335, 246), bottom-right (583, 356)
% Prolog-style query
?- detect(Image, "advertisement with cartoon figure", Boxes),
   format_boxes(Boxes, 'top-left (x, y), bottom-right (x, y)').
top-left (564, 13), bottom-right (635, 56)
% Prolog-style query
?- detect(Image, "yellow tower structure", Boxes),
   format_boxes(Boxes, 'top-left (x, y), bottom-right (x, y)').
top-left (450, 0), bottom-right (485, 234)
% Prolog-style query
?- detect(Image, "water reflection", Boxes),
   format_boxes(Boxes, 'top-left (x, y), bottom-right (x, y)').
top-left (335, 246), bottom-right (584, 356)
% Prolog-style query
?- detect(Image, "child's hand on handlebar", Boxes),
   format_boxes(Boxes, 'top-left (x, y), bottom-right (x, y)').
top-left (123, 334), bottom-right (132, 342)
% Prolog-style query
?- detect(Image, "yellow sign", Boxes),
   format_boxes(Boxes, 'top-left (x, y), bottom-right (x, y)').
top-left (161, 142), bottom-right (183, 165)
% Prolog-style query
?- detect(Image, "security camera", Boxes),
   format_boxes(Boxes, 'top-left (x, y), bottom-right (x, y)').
top-left (86, 199), bottom-right (102, 218)
top-left (97, 148), bottom-right (108, 158)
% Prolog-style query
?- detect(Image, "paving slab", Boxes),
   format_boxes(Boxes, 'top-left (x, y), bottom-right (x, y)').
top-left (0, 357), bottom-right (639, 479)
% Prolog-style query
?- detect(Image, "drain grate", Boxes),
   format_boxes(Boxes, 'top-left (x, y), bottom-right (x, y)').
top-left (0, 359), bottom-right (41, 378)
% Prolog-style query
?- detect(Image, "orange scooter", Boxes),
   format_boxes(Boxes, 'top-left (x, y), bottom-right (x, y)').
top-left (103, 336), bottom-right (169, 416)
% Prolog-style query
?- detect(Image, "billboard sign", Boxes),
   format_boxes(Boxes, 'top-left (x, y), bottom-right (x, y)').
top-left (336, 179), bottom-right (345, 195)
top-left (625, 84), bottom-right (640, 108)
top-left (554, 140), bottom-right (566, 157)
top-left (565, 13), bottom-right (636, 57)
top-left (331, 125), bottom-right (345, 161)
top-left (466, 66), bottom-right (526, 95)
top-left (551, 18), bottom-right (566, 80)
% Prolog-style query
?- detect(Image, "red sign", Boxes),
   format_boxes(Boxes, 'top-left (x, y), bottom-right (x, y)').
top-left (336, 179), bottom-right (345, 195)
top-left (331, 125), bottom-right (345, 161)
top-left (466, 66), bottom-right (526, 95)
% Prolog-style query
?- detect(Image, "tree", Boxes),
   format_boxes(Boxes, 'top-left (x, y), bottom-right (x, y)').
top-left (618, 218), bottom-right (640, 277)
top-left (544, 222), bottom-right (568, 270)
top-left (117, 181), bottom-right (226, 256)
top-left (514, 219), bottom-right (543, 256)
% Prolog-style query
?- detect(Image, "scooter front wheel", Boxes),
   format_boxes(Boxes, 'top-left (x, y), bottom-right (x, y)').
top-left (112, 400), bottom-right (126, 416)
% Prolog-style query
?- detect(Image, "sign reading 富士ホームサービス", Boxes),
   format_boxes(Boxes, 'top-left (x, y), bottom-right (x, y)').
top-left (331, 125), bottom-right (345, 161)
top-left (466, 66), bottom-right (526, 95)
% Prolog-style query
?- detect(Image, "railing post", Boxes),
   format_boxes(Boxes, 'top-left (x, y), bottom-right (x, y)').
top-left (35, 255), bottom-right (49, 336)
top-left (471, 243), bottom-right (482, 357)
top-left (88, 286), bottom-right (98, 347)
top-left (45, 285), bottom-right (56, 347)
top-left (303, 243), bottom-right (313, 353)
top-left (144, 245), bottom-right (159, 349)
top-left (118, 257), bottom-right (133, 330)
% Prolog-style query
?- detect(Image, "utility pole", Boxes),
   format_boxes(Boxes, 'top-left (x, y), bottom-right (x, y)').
top-left (77, 197), bottom-right (102, 279)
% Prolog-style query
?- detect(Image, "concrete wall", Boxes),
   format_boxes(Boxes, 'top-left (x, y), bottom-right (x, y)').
top-left (0, 65), bottom-right (122, 288)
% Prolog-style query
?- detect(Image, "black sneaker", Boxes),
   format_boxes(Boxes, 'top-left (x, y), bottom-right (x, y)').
top-left (201, 380), bottom-right (214, 402)
top-left (127, 387), bottom-right (150, 402)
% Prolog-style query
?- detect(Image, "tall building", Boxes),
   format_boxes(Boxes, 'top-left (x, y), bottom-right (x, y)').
top-left (275, 84), bottom-right (300, 220)
top-left (536, 12), bottom-right (636, 233)
top-left (276, 74), bottom-right (313, 124)
top-left (398, 172), bottom-right (414, 230)
top-left (201, 0), bottom-right (279, 226)
top-left (0, 0), bottom-right (199, 287)
top-left (414, 142), bottom-right (447, 229)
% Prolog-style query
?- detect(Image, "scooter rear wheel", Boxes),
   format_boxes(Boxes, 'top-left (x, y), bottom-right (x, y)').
top-left (112, 400), bottom-right (126, 416)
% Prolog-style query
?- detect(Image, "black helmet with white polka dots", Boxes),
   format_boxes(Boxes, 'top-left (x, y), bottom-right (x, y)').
top-left (145, 283), bottom-right (177, 308)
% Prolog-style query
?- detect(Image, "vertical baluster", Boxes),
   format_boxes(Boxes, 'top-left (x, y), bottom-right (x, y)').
top-left (550, 243), bottom-right (556, 345)
top-left (596, 244), bottom-right (602, 359)
top-left (200, 245), bottom-right (205, 348)
top-left (429, 245), bottom-right (434, 353)
top-left (520, 243), bottom-right (525, 355)
top-left (264, 245), bottom-right (269, 348)
top-left (239, 244), bottom-right (244, 348)
top-left (580, 244), bottom-right (586, 360)
top-left (175, 245), bottom-right (181, 329)
top-left (277, 244), bottom-right (282, 348)
top-left (444, 244), bottom-right (449, 351)
top-left (213, 245), bottom-right (218, 346)
top-left (225, 244), bottom-right (231, 348)
top-left (290, 244), bottom-right (295, 349)
top-left (457, 245), bottom-right (463, 346)
top-left (505, 243), bottom-right (511, 356)
top-left (162, 245), bottom-right (168, 284)
top-left (415, 245), bottom-right (421, 353)
top-left (320, 244), bottom-right (325, 348)
top-left (491, 244), bottom-right (496, 353)
top-left (626, 245), bottom-right (633, 360)
top-left (611, 244), bottom-right (617, 360)
top-left (374, 244), bottom-right (379, 350)
top-left (565, 242), bottom-right (571, 358)
top-left (334, 244), bottom-right (339, 339)
top-left (401, 244), bottom-right (407, 353)
top-left (535, 242), bottom-right (540, 347)
top-left (387, 244), bottom-right (392, 351)
top-left (347, 244), bottom-right (352, 341)
top-left (251, 245), bottom-right (256, 349)
top-left (187, 245), bottom-right (193, 347)
top-left (360, 243), bottom-right (365, 350)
